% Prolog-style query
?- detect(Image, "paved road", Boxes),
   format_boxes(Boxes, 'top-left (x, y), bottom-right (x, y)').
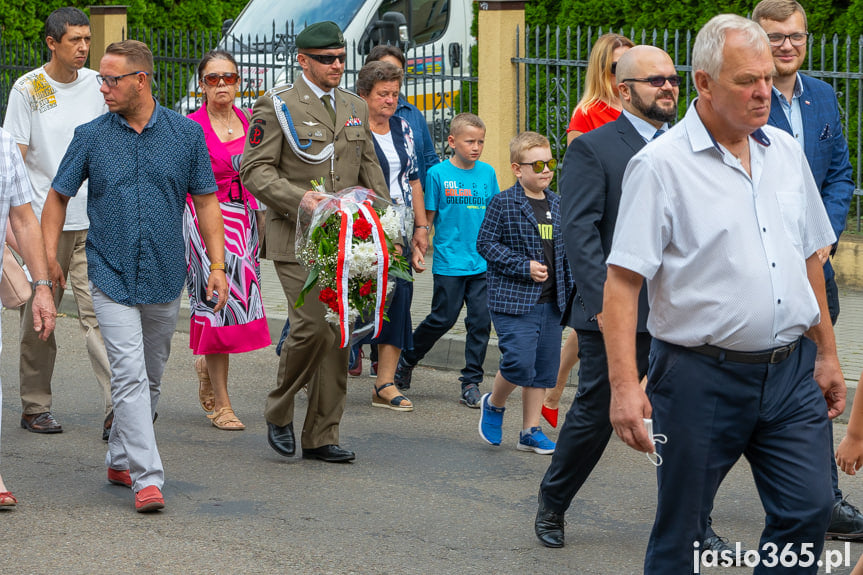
top-left (0, 315), bottom-right (860, 574)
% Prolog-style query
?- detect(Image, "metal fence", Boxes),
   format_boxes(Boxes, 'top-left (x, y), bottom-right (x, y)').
top-left (0, 38), bottom-right (50, 115)
top-left (517, 25), bottom-right (863, 223)
top-left (4, 24), bottom-right (863, 219)
top-left (0, 24), bottom-right (476, 157)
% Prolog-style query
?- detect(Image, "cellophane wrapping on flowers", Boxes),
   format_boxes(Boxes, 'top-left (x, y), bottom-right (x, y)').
top-left (294, 186), bottom-right (412, 345)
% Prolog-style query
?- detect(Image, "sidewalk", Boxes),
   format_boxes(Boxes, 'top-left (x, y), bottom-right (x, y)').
top-left (59, 255), bottom-right (863, 398)
top-left (234, 259), bottom-right (863, 387)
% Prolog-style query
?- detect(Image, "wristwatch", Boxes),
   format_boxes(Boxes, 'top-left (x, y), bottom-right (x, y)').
top-left (209, 262), bottom-right (226, 271)
top-left (33, 279), bottom-right (53, 289)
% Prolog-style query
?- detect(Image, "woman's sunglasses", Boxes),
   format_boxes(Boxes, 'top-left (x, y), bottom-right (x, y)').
top-left (202, 73), bottom-right (240, 86)
top-left (519, 159), bottom-right (557, 173)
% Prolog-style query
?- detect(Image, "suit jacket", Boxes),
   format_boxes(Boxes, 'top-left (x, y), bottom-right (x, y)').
top-left (477, 182), bottom-right (572, 315)
top-left (561, 113), bottom-right (649, 332)
top-left (240, 74), bottom-right (388, 262)
top-left (768, 73), bottom-right (854, 279)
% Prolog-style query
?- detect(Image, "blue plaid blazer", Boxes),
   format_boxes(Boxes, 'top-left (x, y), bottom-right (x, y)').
top-left (477, 182), bottom-right (572, 315)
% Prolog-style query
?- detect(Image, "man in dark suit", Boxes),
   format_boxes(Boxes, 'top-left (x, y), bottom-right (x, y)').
top-left (534, 45), bottom-right (679, 548)
top-left (756, 0), bottom-right (860, 539)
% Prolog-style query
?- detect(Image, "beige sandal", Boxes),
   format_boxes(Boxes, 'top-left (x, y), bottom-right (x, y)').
top-left (208, 407), bottom-right (246, 430)
top-left (372, 382), bottom-right (413, 412)
top-left (195, 357), bottom-right (215, 413)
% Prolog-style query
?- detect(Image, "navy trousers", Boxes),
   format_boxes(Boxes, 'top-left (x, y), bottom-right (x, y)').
top-left (539, 331), bottom-right (651, 512)
top-left (645, 338), bottom-right (833, 575)
top-left (403, 272), bottom-right (490, 386)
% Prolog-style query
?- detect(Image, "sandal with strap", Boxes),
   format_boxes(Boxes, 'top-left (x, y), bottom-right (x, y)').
top-left (372, 382), bottom-right (413, 412)
top-left (0, 492), bottom-right (17, 507)
top-left (195, 357), bottom-right (215, 413)
top-left (207, 407), bottom-right (246, 430)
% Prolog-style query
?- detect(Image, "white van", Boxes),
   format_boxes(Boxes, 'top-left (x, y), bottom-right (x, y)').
top-left (178, 0), bottom-right (476, 134)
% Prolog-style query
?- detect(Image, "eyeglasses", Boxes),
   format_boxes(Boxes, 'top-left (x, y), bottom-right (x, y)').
top-left (301, 52), bottom-right (348, 65)
top-left (766, 32), bottom-right (809, 47)
top-left (202, 72), bottom-right (240, 86)
top-left (96, 71), bottom-right (148, 87)
top-left (622, 75), bottom-right (682, 87)
top-left (519, 159), bottom-right (557, 173)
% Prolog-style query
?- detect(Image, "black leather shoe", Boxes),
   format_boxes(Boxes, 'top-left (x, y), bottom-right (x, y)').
top-left (826, 497), bottom-right (863, 541)
top-left (535, 492), bottom-right (565, 548)
top-left (702, 526), bottom-right (744, 565)
top-left (302, 444), bottom-right (355, 463)
top-left (702, 525), bottom-right (733, 554)
top-left (267, 422), bottom-right (295, 457)
top-left (20, 411), bottom-right (63, 434)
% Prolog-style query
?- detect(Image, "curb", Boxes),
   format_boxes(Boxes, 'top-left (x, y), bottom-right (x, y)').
top-left (56, 292), bottom-right (853, 424)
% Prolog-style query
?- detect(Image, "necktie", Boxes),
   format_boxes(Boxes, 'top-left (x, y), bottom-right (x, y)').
top-left (321, 94), bottom-right (336, 125)
top-left (653, 128), bottom-right (665, 140)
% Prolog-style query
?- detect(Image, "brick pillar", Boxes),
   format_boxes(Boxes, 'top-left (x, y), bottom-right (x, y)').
top-left (477, 0), bottom-right (525, 190)
top-left (89, 5), bottom-right (128, 71)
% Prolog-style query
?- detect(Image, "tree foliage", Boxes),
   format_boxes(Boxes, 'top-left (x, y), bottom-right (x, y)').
top-left (0, 0), bottom-right (249, 42)
top-left (4, 0), bottom-right (863, 43)
top-left (531, 0), bottom-right (861, 36)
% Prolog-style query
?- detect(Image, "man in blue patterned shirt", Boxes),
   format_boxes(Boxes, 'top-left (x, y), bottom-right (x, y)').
top-left (41, 40), bottom-right (228, 514)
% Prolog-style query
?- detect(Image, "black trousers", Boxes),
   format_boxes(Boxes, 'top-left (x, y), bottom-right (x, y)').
top-left (539, 330), bottom-right (651, 512)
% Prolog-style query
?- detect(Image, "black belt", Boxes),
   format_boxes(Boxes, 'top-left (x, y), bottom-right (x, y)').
top-left (690, 339), bottom-right (801, 365)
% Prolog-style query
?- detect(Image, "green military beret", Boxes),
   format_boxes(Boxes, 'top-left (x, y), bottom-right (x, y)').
top-left (296, 21), bottom-right (346, 50)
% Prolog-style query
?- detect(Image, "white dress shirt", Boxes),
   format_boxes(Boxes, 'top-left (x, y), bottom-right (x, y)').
top-left (608, 100), bottom-right (835, 351)
top-left (301, 74), bottom-right (336, 115)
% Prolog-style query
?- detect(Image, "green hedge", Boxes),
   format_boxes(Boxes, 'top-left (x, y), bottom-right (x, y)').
top-left (0, 0), bottom-right (248, 42)
top-left (531, 0), bottom-right (860, 36)
top-left (4, 1), bottom-right (863, 43)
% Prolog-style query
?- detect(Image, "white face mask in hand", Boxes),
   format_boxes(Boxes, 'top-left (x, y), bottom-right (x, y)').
top-left (643, 418), bottom-right (668, 467)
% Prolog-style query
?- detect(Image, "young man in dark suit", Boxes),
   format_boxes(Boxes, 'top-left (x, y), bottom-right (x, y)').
top-left (534, 45), bottom-right (679, 548)
top-left (757, 0), bottom-right (860, 540)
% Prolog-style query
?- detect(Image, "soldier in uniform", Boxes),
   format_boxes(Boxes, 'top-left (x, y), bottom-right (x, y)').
top-left (240, 21), bottom-right (388, 463)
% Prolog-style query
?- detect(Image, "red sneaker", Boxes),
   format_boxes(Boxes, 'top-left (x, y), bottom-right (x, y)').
top-left (108, 468), bottom-right (132, 488)
top-left (134, 485), bottom-right (165, 513)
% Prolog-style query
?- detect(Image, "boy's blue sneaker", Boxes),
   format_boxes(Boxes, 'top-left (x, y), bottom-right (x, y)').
top-left (518, 427), bottom-right (556, 455)
top-left (478, 393), bottom-right (505, 446)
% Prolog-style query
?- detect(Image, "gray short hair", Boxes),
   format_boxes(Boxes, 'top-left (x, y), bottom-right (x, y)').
top-left (692, 14), bottom-right (769, 81)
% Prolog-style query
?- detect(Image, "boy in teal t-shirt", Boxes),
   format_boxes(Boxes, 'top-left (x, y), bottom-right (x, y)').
top-left (394, 113), bottom-right (499, 407)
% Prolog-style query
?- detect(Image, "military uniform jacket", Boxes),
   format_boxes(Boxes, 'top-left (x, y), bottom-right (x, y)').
top-left (240, 74), bottom-right (388, 261)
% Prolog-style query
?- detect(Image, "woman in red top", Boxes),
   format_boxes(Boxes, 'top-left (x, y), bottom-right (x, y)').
top-left (565, 34), bottom-right (634, 145)
top-left (545, 34), bottom-right (633, 429)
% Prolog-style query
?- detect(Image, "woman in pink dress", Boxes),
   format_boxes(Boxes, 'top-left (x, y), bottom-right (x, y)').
top-left (185, 50), bottom-right (270, 430)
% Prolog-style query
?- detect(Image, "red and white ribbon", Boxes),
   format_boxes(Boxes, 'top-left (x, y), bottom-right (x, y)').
top-left (358, 200), bottom-right (389, 341)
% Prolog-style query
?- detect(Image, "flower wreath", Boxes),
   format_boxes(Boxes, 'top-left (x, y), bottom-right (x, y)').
top-left (295, 185), bottom-right (412, 347)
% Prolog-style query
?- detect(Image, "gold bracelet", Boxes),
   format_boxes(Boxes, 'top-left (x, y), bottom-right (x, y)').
top-left (209, 262), bottom-right (226, 271)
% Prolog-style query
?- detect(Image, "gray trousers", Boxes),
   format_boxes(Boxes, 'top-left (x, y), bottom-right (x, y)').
top-left (92, 285), bottom-right (180, 492)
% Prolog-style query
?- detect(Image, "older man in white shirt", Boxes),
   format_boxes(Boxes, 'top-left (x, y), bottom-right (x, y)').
top-left (603, 14), bottom-right (844, 574)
